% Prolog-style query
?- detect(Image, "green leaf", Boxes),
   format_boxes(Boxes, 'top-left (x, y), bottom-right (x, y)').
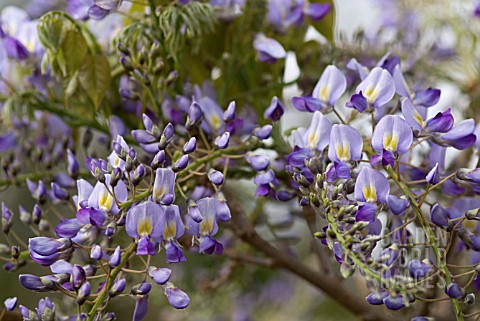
top-left (37, 12), bottom-right (68, 52)
top-left (61, 30), bottom-right (88, 76)
top-left (78, 54), bottom-right (111, 109)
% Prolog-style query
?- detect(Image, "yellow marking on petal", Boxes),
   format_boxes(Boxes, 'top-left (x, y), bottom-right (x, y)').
top-left (209, 115), bottom-right (222, 132)
top-left (137, 218), bottom-right (153, 237)
top-left (335, 142), bottom-right (351, 162)
top-left (163, 220), bottom-right (177, 241)
top-left (200, 217), bottom-right (214, 236)
top-left (362, 184), bottom-right (377, 203)
top-left (414, 112), bottom-right (425, 128)
top-left (98, 191), bottom-right (113, 212)
top-left (319, 85), bottom-right (330, 102)
top-left (153, 187), bottom-right (168, 202)
top-left (307, 132), bottom-right (319, 149)
top-left (114, 155), bottom-right (121, 167)
top-left (383, 133), bottom-right (399, 152)
top-left (363, 84), bottom-right (379, 103)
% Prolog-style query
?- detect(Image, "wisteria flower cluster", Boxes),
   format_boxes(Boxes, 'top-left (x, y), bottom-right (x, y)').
top-left (1, 1), bottom-right (480, 321)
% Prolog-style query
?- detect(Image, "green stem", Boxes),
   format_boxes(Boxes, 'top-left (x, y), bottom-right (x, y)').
top-left (86, 242), bottom-right (137, 321)
top-left (385, 166), bottom-right (464, 321)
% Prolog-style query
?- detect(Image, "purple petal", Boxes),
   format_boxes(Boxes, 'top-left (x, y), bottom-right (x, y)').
top-left (312, 65), bottom-right (347, 106)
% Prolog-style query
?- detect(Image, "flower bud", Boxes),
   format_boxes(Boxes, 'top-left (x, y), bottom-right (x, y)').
top-left (253, 125), bottom-right (272, 140)
top-left (148, 267), bottom-right (171, 285)
top-left (173, 155), bottom-right (189, 172)
top-left (186, 102), bottom-right (203, 129)
top-left (2, 203), bottom-right (13, 234)
top-left (77, 281), bottom-right (91, 305)
top-left (187, 199), bottom-right (202, 223)
top-left (71, 264), bottom-right (86, 289)
top-left (223, 101), bottom-right (236, 122)
top-left (183, 137), bottom-right (197, 154)
top-left (208, 169), bottom-right (224, 186)
top-left (109, 246), bottom-right (121, 267)
top-left (215, 132), bottom-right (230, 149)
top-left (131, 282), bottom-right (152, 295)
top-left (109, 278), bottom-right (126, 297)
top-left (4, 297), bottom-right (17, 311)
top-left (446, 282), bottom-right (464, 299)
top-left (33, 204), bottom-right (42, 224)
top-left (67, 150), bottom-right (80, 178)
top-left (151, 150), bottom-right (166, 169)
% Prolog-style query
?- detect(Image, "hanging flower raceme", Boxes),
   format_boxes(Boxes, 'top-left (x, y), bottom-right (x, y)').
top-left (126, 202), bottom-right (165, 256)
top-left (371, 115), bottom-right (413, 167)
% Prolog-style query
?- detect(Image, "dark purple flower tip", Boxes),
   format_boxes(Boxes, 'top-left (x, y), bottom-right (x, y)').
top-left (199, 235), bottom-right (223, 255)
top-left (183, 137), bottom-right (197, 154)
top-left (109, 278), bottom-right (126, 297)
top-left (165, 242), bottom-right (186, 264)
top-left (19, 274), bottom-right (55, 292)
top-left (72, 264), bottom-right (87, 289)
top-left (387, 195), bottom-right (409, 215)
top-left (52, 182), bottom-right (69, 200)
top-left (440, 119), bottom-right (476, 150)
top-left (326, 161), bottom-right (351, 182)
top-left (151, 150), bottom-right (166, 169)
top-left (4, 297), bottom-right (17, 311)
top-left (413, 88), bottom-right (441, 107)
top-left (291, 96), bottom-right (323, 113)
top-left (3, 36), bottom-right (29, 60)
top-left (254, 124), bottom-right (273, 140)
top-left (366, 291), bottom-right (388, 305)
top-left (304, 3), bottom-right (331, 20)
top-left (137, 236), bottom-right (156, 256)
top-left (409, 259), bottom-right (432, 278)
top-left (277, 190), bottom-right (294, 201)
top-left (426, 163), bottom-right (440, 185)
top-left (246, 154), bottom-right (270, 171)
top-left (430, 203), bottom-right (449, 228)
top-left (165, 286), bottom-right (190, 309)
top-left (425, 109), bottom-right (454, 133)
top-left (446, 282), bottom-right (464, 299)
top-left (133, 293), bottom-right (149, 321)
top-left (207, 169), bottom-right (224, 186)
top-left (132, 282), bottom-right (152, 295)
top-left (109, 246), bottom-right (122, 267)
top-left (215, 194), bottom-right (231, 222)
top-left (77, 282), bottom-right (91, 305)
top-left (215, 132), bottom-right (230, 149)
top-left (383, 295), bottom-right (405, 310)
top-left (88, 4), bottom-right (109, 20)
top-left (355, 203), bottom-right (376, 223)
top-left (253, 33), bottom-right (286, 64)
top-left (174, 154), bottom-right (189, 171)
top-left (264, 96), bottom-right (285, 121)
top-left (148, 267), bottom-right (171, 285)
top-left (346, 91), bottom-right (367, 112)
top-left (224, 101), bottom-right (236, 122)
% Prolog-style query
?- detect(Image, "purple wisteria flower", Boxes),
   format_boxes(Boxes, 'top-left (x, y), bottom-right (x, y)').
top-left (371, 115), bottom-right (413, 166)
top-left (187, 197), bottom-right (224, 255)
top-left (348, 67), bottom-right (395, 111)
top-left (156, 205), bottom-right (186, 263)
top-left (126, 202), bottom-right (165, 256)
top-left (293, 65), bottom-right (346, 112)
top-left (253, 33), bottom-right (286, 64)
top-left (328, 124), bottom-right (363, 163)
top-left (354, 167), bottom-right (390, 203)
top-left (153, 168), bottom-right (176, 205)
top-left (292, 111), bottom-right (332, 151)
